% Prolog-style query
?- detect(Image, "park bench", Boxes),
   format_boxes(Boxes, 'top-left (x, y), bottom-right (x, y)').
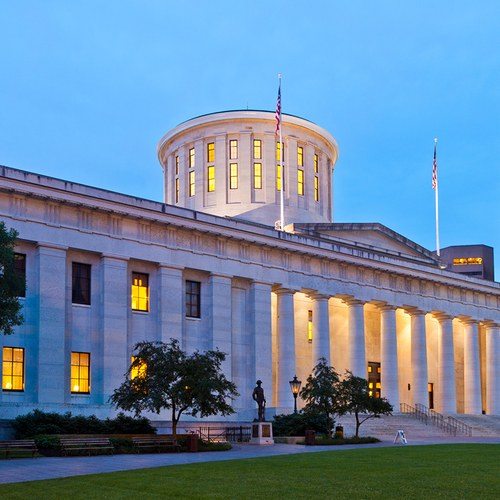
top-left (0, 439), bottom-right (38, 459)
top-left (60, 437), bottom-right (114, 456)
top-left (132, 436), bottom-right (181, 453)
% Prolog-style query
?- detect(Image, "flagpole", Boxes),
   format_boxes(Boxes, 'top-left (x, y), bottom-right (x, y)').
top-left (434, 137), bottom-right (440, 257)
top-left (278, 73), bottom-right (284, 231)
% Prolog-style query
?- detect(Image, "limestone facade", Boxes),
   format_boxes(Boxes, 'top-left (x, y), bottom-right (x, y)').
top-left (0, 111), bottom-right (498, 421)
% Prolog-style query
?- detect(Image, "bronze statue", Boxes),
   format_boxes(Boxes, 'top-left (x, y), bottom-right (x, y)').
top-left (252, 380), bottom-right (266, 422)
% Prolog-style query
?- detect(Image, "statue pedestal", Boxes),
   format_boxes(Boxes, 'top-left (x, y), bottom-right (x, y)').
top-left (250, 422), bottom-right (274, 445)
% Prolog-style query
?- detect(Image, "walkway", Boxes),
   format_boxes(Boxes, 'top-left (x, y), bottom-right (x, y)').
top-left (0, 436), bottom-right (498, 485)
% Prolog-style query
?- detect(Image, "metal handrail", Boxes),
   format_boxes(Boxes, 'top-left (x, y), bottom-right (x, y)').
top-left (447, 416), bottom-right (473, 437)
top-left (400, 403), bottom-right (469, 436)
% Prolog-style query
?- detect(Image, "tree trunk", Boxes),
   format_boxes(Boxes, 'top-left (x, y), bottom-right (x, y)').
top-left (355, 412), bottom-right (360, 438)
top-left (172, 407), bottom-right (177, 439)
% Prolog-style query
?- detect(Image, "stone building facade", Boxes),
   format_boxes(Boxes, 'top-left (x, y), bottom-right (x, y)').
top-left (0, 110), bottom-right (498, 422)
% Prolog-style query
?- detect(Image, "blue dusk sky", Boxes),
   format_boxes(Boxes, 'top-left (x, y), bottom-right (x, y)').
top-left (1, 1), bottom-right (499, 271)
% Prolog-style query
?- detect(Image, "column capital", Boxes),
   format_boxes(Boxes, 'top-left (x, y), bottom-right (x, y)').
top-left (481, 320), bottom-right (499, 330)
top-left (459, 316), bottom-right (479, 326)
top-left (338, 295), bottom-right (364, 306)
top-left (308, 292), bottom-right (330, 301)
top-left (373, 301), bottom-right (397, 312)
top-left (404, 306), bottom-right (427, 317)
top-left (272, 286), bottom-right (298, 296)
top-left (209, 273), bottom-right (233, 282)
top-left (158, 263), bottom-right (184, 272)
top-left (36, 242), bottom-right (68, 252)
top-left (250, 280), bottom-right (273, 288)
top-left (432, 312), bottom-right (453, 322)
top-left (101, 253), bottom-right (129, 262)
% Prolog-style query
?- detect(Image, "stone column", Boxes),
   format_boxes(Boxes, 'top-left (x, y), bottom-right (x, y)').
top-left (250, 282), bottom-right (273, 403)
top-left (484, 323), bottom-right (499, 415)
top-left (158, 265), bottom-right (184, 344)
top-left (380, 305), bottom-right (399, 409)
top-left (275, 288), bottom-right (296, 409)
top-left (346, 299), bottom-right (366, 377)
top-left (436, 314), bottom-right (456, 414)
top-left (209, 274), bottom-right (232, 379)
top-left (101, 256), bottom-right (129, 404)
top-left (310, 294), bottom-right (330, 364)
top-left (410, 309), bottom-right (428, 407)
top-left (463, 319), bottom-right (482, 414)
top-left (36, 244), bottom-right (67, 404)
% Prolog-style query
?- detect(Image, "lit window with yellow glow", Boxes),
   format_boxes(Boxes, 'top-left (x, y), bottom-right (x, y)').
top-left (314, 154), bottom-right (319, 173)
top-left (130, 356), bottom-right (147, 380)
top-left (175, 178), bottom-right (180, 203)
top-left (314, 176), bottom-right (319, 202)
top-left (207, 166), bottom-right (215, 192)
top-left (229, 163), bottom-right (238, 189)
top-left (189, 147), bottom-right (195, 168)
top-left (71, 352), bottom-right (90, 394)
top-left (297, 146), bottom-right (304, 167)
top-left (254, 163), bottom-right (262, 189)
top-left (453, 257), bottom-right (483, 266)
top-left (307, 310), bottom-right (313, 343)
top-left (2, 347), bottom-right (24, 391)
top-left (175, 155), bottom-right (179, 176)
top-left (276, 164), bottom-right (282, 191)
top-left (229, 140), bottom-right (238, 159)
top-left (253, 139), bottom-right (262, 159)
top-left (276, 141), bottom-right (284, 162)
top-left (131, 272), bottom-right (149, 312)
top-left (297, 169), bottom-right (304, 196)
top-left (189, 170), bottom-right (195, 197)
top-left (207, 142), bottom-right (215, 163)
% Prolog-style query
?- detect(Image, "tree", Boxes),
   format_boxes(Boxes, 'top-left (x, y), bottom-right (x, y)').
top-left (110, 339), bottom-right (238, 437)
top-left (0, 221), bottom-right (24, 335)
top-left (299, 358), bottom-right (342, 436)
top-left (340, 371), bottom-right (393, 438)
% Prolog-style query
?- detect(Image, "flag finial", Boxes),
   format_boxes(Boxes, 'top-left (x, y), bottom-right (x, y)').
top-left (434, 137), bottom-right (438, 144)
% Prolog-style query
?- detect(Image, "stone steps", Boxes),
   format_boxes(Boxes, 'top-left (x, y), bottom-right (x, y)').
top-left (448, 415), bottom-right (500, 437)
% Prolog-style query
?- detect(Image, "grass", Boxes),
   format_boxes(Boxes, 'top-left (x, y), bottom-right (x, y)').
top-left (0, 444), bottom-right (499, 499)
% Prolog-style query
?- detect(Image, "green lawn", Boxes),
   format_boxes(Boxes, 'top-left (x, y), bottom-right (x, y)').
top-left (1, 444), bottom-right (499, 499)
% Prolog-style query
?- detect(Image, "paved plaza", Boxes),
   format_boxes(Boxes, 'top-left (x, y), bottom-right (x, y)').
top-left (0, 436), bottom-right (498, 485)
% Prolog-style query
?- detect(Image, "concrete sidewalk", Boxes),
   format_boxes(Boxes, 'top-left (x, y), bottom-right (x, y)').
top-left (0, 436), bottom-right (498, 485)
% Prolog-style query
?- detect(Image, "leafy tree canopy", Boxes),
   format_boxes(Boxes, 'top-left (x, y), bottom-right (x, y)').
top-left (340, 371), bottom-right (393, 437)
top-left (299, 357), bottom-right (342, 436)
top-left (0, 221), bottom-right (24, 335)
top-left (110, 339), bottom-right (238, 437)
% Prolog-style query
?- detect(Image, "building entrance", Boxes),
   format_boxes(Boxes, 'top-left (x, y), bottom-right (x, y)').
top-left (367, 361), bottom-right (381, 398)
top-left (428, 383), bottom-right (434, 409)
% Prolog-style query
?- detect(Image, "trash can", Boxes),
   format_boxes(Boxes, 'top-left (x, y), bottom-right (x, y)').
top-left (187, 433), bottom-right (198, 452)
top-left (334, 426), bottom-right (344, 439)
top-left (305, 429), bottom-right (316, 446)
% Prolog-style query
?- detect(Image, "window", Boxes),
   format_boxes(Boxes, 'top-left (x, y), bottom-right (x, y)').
top-left (14, 253), bottom-right (26, 298)
top-left (175, 178), bottom-right (180, 203)
top-left (72, 262), bottom-right (91, 305)
top-left (207, 142), bottom-right (215, 163)
top-left (186, 280), bottom-right (201, 318)
top-left (71, 352), bottom-right (90, 394)
top-left (253, 139), bottom-right (262, 159)
top-left (189, 147), bottom-right (195, 168)
top-left (175, 155), bottom-right (179, 176)
top-left (297, 146), bottom-right (304, 167)
top-left (229, 140), bottom-right (238, 159)
top-left (276, 141), bottom-right (284, 162)
top-left (314, 176), bottom-right (319, 202)
top-left (229, 163), bottom-right (238, 189)
top-left (254, 163), bottom-right (262, 189)
top-left (307, 310), bottom-right (313, 343)
top-left (276, 164), bottom-right (282, 191)
top-left (130, 356), bottom-right (147, 380)
top-left (207, 166), bottom-right (215, 192)
top-left (131, 272), bottom-right (149, 312)
top-left (189, 170), bottom-right (195, 197)
top-left (2, 347), bottom-right (24, 391)
top-left (314, 154), bottom-right (319, 173)
top-left (297, 169), bottom-right (304, 196)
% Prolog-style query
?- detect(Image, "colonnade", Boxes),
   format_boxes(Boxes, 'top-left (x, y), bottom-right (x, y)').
top-left (271, 288), bottom-right (499, 416)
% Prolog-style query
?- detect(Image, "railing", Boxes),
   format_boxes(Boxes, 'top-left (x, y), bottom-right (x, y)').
top-left (400, 403), bottom-right (473, 436)
top-left (197, 426), bottom-right (252, 443)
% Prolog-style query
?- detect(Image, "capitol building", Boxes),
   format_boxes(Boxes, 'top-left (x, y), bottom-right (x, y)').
top-left (0, 110), bottom-right (498, 423)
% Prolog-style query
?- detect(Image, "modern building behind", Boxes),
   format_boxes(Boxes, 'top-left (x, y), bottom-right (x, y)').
top-left (440, 245), bottom-right (494, 282)
top-left (0, 110), bottom-right (499, 423)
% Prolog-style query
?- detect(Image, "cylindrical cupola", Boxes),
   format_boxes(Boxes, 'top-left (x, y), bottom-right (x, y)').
top-left (157, 110), bottom-right (338, 225)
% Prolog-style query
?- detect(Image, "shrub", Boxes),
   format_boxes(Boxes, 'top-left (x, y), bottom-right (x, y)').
top-left (34, 435), bottom-right (62, 456)
top-left (12, 410), bottom-right (155, 438)
top-left (109, 437), bottom-right (135, 454)
top-left (273, 412), bottom-right (330, 437)
top-left (198, 441), bottom-right (232, 452)
top-left (312, 436), bottom-right (380, 446)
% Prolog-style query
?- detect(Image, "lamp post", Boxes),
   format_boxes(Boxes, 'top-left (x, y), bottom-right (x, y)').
top-left (289, 375), bottom-right (302, 414)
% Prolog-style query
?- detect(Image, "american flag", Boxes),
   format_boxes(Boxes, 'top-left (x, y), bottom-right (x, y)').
top-left (432, 141), bottom-right (438, 190)
top-left (275, 82), bottom-right (281, 134)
